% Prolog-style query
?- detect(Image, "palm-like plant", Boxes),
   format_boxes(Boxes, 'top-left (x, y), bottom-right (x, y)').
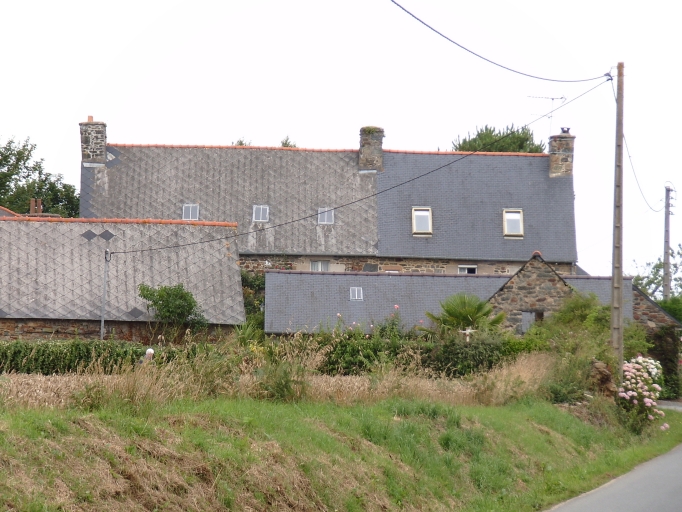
top-left (421, 293), bottom-right (505, 336)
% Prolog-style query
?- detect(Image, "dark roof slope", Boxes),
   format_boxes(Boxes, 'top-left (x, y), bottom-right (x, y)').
top-left (0, 218), bottom-right (245, 324)
top-left (80, 145), bottom-right (378, 256)
top-left (378, 152), bottom-right (577, 262)
top-left (264, 271), bottom-right (509, 333)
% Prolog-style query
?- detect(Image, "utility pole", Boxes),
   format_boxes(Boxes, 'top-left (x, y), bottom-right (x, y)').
top-left (663, 185), bottom-right (672, 300)
top-left (611, 62), bottom-right (624, 379)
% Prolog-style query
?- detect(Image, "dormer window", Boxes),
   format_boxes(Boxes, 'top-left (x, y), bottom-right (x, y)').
top-left (183, 204), bottom-right (199, 220)
top-left (318, 208), bottom-right (334, 225)
top-left (253, 205), bottom-right (269, 222)
top-left (412, 207), bottom-right (432, 235)
top-left (503, 209), bottom-right (523, 237)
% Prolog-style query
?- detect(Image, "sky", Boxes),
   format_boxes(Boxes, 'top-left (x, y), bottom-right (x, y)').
top-left (1, 0), bottom-right (679, 277)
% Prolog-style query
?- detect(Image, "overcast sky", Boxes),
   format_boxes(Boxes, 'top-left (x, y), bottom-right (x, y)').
top-left (1, 0), bottom-right (678, 277)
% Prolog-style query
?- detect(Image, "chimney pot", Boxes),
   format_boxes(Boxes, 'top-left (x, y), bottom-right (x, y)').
top-left (87, 115), bottom-right (93, 122)
top-left (548, 130), bottom-right (576, 177)
top-left (358, 126), bottom-right (385, 172)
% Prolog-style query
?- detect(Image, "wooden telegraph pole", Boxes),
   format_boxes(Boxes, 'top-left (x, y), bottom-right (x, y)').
top-left (663, 185), bottom-right (672, 300)
top-left (611, 62), bottom-right (624, 379)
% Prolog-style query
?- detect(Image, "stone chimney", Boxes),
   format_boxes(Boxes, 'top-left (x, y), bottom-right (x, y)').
top-left (79, 116), bottom-right (107, 164)
top-left (548, 127), bottom-right (575, 177)
top-left (358, 126), bottom-right (384, 172)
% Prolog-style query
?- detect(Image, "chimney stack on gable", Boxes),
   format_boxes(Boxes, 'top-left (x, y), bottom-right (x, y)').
top-left (358, 126), bottom-right (385, 172)
top-left (79, 116), bottom-right (107, 164)
top-left (548, 127), bottom-right (575, 177)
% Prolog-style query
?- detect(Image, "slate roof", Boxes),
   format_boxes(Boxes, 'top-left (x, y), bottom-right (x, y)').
top-left (0, 217), bottom-right (245, 324)
top-left (80, 145), bottom-right (378, 256)
top-left (377, 151), bottom-right (577, 262)
top-left (264, 270), bottom-right (634, 334)
top-left (564, 276), bottom-right (633, 321)
top-left (264, 271), bottom-right (509, 333)
top-left (0, 206), bottom-right (19, 217)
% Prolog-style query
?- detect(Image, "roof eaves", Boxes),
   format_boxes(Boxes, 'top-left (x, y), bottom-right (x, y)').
top-left (0, 217), bottom-right (238, 228)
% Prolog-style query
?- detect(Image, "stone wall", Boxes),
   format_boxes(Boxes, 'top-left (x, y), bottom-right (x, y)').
top-left (238, 254), bottom-right (574, 276)
top-left (358, 126), bottom-right (384, 171)
top-left (548, 129), bottom-right (575, 177)
top-left (488, 256), bottom-right (572, 332)
top-left (632, 288), bottom-right (682, 331)
top-left (0, 319), bottom-right (233, 341)
top-left (79, 120), bottom-right (107, 163)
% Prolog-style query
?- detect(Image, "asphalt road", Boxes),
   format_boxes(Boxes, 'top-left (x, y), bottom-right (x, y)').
top-left (548, 407), bottom-right (682, 512)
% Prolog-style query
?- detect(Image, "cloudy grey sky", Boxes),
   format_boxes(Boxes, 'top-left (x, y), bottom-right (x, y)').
top-left (1, 0), bottom-right (678, 276)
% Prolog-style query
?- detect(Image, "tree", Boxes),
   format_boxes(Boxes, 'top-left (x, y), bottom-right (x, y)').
top-left (0, 138), bottom-right (79, 217)
top-left (280, 136), bottom-right (297, 148)
top-left (138, 283), bottom-right (208, 330)
top-left (633, 243), bottom-right (682, 299)
top-left (421, 293), bottom-right (505, 336)
top-left (452, 125), bottom-right (545, 153)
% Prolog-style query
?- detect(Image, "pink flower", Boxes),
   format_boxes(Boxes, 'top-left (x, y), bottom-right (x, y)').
top-left (648, 415), bottom-right (654, 420)
top-left (632, 400), bottom-right (638, 405)
top-left (337, 313), bottom-right (341, 318)
top-left (394, 305), bottom-right (399, 309)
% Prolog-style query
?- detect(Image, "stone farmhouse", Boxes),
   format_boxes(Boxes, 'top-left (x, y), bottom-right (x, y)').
top-left (79, 118), bottom-right (579, 277)
top-left (264, 253), bottom-right (681, 334)
top-left (0, 217), bottom-right (245, 340)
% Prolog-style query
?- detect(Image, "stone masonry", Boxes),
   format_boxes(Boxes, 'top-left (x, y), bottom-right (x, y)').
top-left (488, 255), bottom-right (572, 332)
top-left (79, 117), bottom-right (107, 163)
top-left (238, 254), bottom-right (574, 276)
top-left (548, 128), bottom-right (575, 177)
top-left (632, 288), bottom-right (682, 331)
top-left (358, 126), bottom-right (384, 171)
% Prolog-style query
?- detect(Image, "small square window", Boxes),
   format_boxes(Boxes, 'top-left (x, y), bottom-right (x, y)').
top-left (503, 209), bottom-right (524, 237)
top-left (183, 204), bottom-right (199, 220)
top-left (350, 287), bottom-right (363, 301)
top-left (318, 208), bottom-right (334, 225)
top-left (412, 207), bottom-right (432, 235)
top-left (253, 205), bottom-right (269, 222)
top-left (310, 260), bottom-right (330, 272)
top-left (458, 265), bottom-right (477, 275)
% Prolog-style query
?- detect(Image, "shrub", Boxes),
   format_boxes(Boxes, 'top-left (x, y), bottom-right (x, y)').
top-left (658, 296), bottom-right (682, 322)
top-left (241, 270), bottom-right (265, 319)
top-left (616, 357), bottom-right (668, 434)
top-left (138, 283), bottom-right (207, 330)
top-left (649, 325), bottom-right (681, 399)
top-left (423, 331), bottom-right (507, 378)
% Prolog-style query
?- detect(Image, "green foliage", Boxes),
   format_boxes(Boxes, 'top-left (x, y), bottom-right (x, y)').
top-left (452, 124), bottom-right (545, 153)
top-left (0, 339), bottom-right (149, 374)
top-left (648, 326), bottom-right (681, 399)
top-left (138, 283), bottom-right (207, 330)
top-left (0, 137), bottom-right (79, 217)
top-left (421, 293), bottom-right (505, 336)
top-left (256, 362), bottom-right (307, 402)
top-left (633, 243), bottom-right (682, 299)
top-left (280, 136), bottom-right (297, 148)
top-left (424, 331), bottom-right (508, 378)
top-left (232, 137), bottom-right (251, 146)
top-left (658, 296), bottom-right (682, 322)
top-left (240, 270), bottom-right (265, 323)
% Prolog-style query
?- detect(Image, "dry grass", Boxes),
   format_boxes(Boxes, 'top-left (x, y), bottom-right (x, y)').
top-left (0, 351), bottom-right (557, 410)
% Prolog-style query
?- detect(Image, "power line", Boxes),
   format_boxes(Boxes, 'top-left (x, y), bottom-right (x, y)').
top-left (609, 80), bottom-right (663, 213)
top-left (110, 78), bottom-right (611, 257)
top-left (389, 0), bottom-right (609, 83)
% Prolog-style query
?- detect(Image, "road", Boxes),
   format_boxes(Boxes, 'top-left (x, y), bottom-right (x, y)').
top-left (547, 402), bottom-right (682, 511)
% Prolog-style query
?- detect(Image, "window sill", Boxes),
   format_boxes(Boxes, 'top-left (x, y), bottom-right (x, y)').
top-left (412, 234), bottom-right (433, 238)
top-left (504, 235), bottom-right (524, 240)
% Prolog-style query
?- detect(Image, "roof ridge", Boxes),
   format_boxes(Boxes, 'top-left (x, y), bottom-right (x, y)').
top-left (0, 217), bottom-right (238, 227)
top-left (383, 149), bottom-right (548, 157)
top-left (109, 144), bottom-right (358, 153)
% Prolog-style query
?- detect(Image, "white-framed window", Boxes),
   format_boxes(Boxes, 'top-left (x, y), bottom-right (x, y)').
top-left (318, 207), bottom-right (334, 225)
top-left (182, 204), bottom-right (199, 220)
top-left (350, 287), bottom-right (363, 301)
top-left (310, 260), bottom-right (330, 272)
top-left (458, 265), bottom-right (478, 275)
top-left (253, 205), bottom-right (269, 222)
top-left (412, 207), bottom-right (432, 235)
top-left (503, 209), bottom-right (524, 237)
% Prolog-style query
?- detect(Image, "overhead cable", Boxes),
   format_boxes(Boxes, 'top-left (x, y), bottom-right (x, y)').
top-left (390, 0), bottom-right (609, 83)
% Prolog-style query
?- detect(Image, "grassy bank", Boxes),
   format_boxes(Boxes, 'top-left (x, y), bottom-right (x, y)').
top-left (1, 394), bottom-right (681, 511)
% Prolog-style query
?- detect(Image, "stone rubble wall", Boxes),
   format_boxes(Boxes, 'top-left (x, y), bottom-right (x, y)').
top-left (632, 288), bottom-right (681, 331)
top-left (79, 121), bottom-right (107, 163)
top-left (488, 257), bottom-right (572, 332)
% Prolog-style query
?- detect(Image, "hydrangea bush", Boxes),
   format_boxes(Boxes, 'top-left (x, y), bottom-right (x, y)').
top-left (616, 356), bottom-right (669, 434)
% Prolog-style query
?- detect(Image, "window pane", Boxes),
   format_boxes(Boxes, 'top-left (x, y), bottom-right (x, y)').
top-left (318, 208), bottom-right (333, 224)
top-left (414, 211), bottom-right (431, 232)
top-left (254, 205), bottom-right (269, 222)
top-left (350, 287), bottom-right (363, 300)
top-left (505, 211), bottom-right (522, 234)
top-left (311, 261), bottom-right (320, 271)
